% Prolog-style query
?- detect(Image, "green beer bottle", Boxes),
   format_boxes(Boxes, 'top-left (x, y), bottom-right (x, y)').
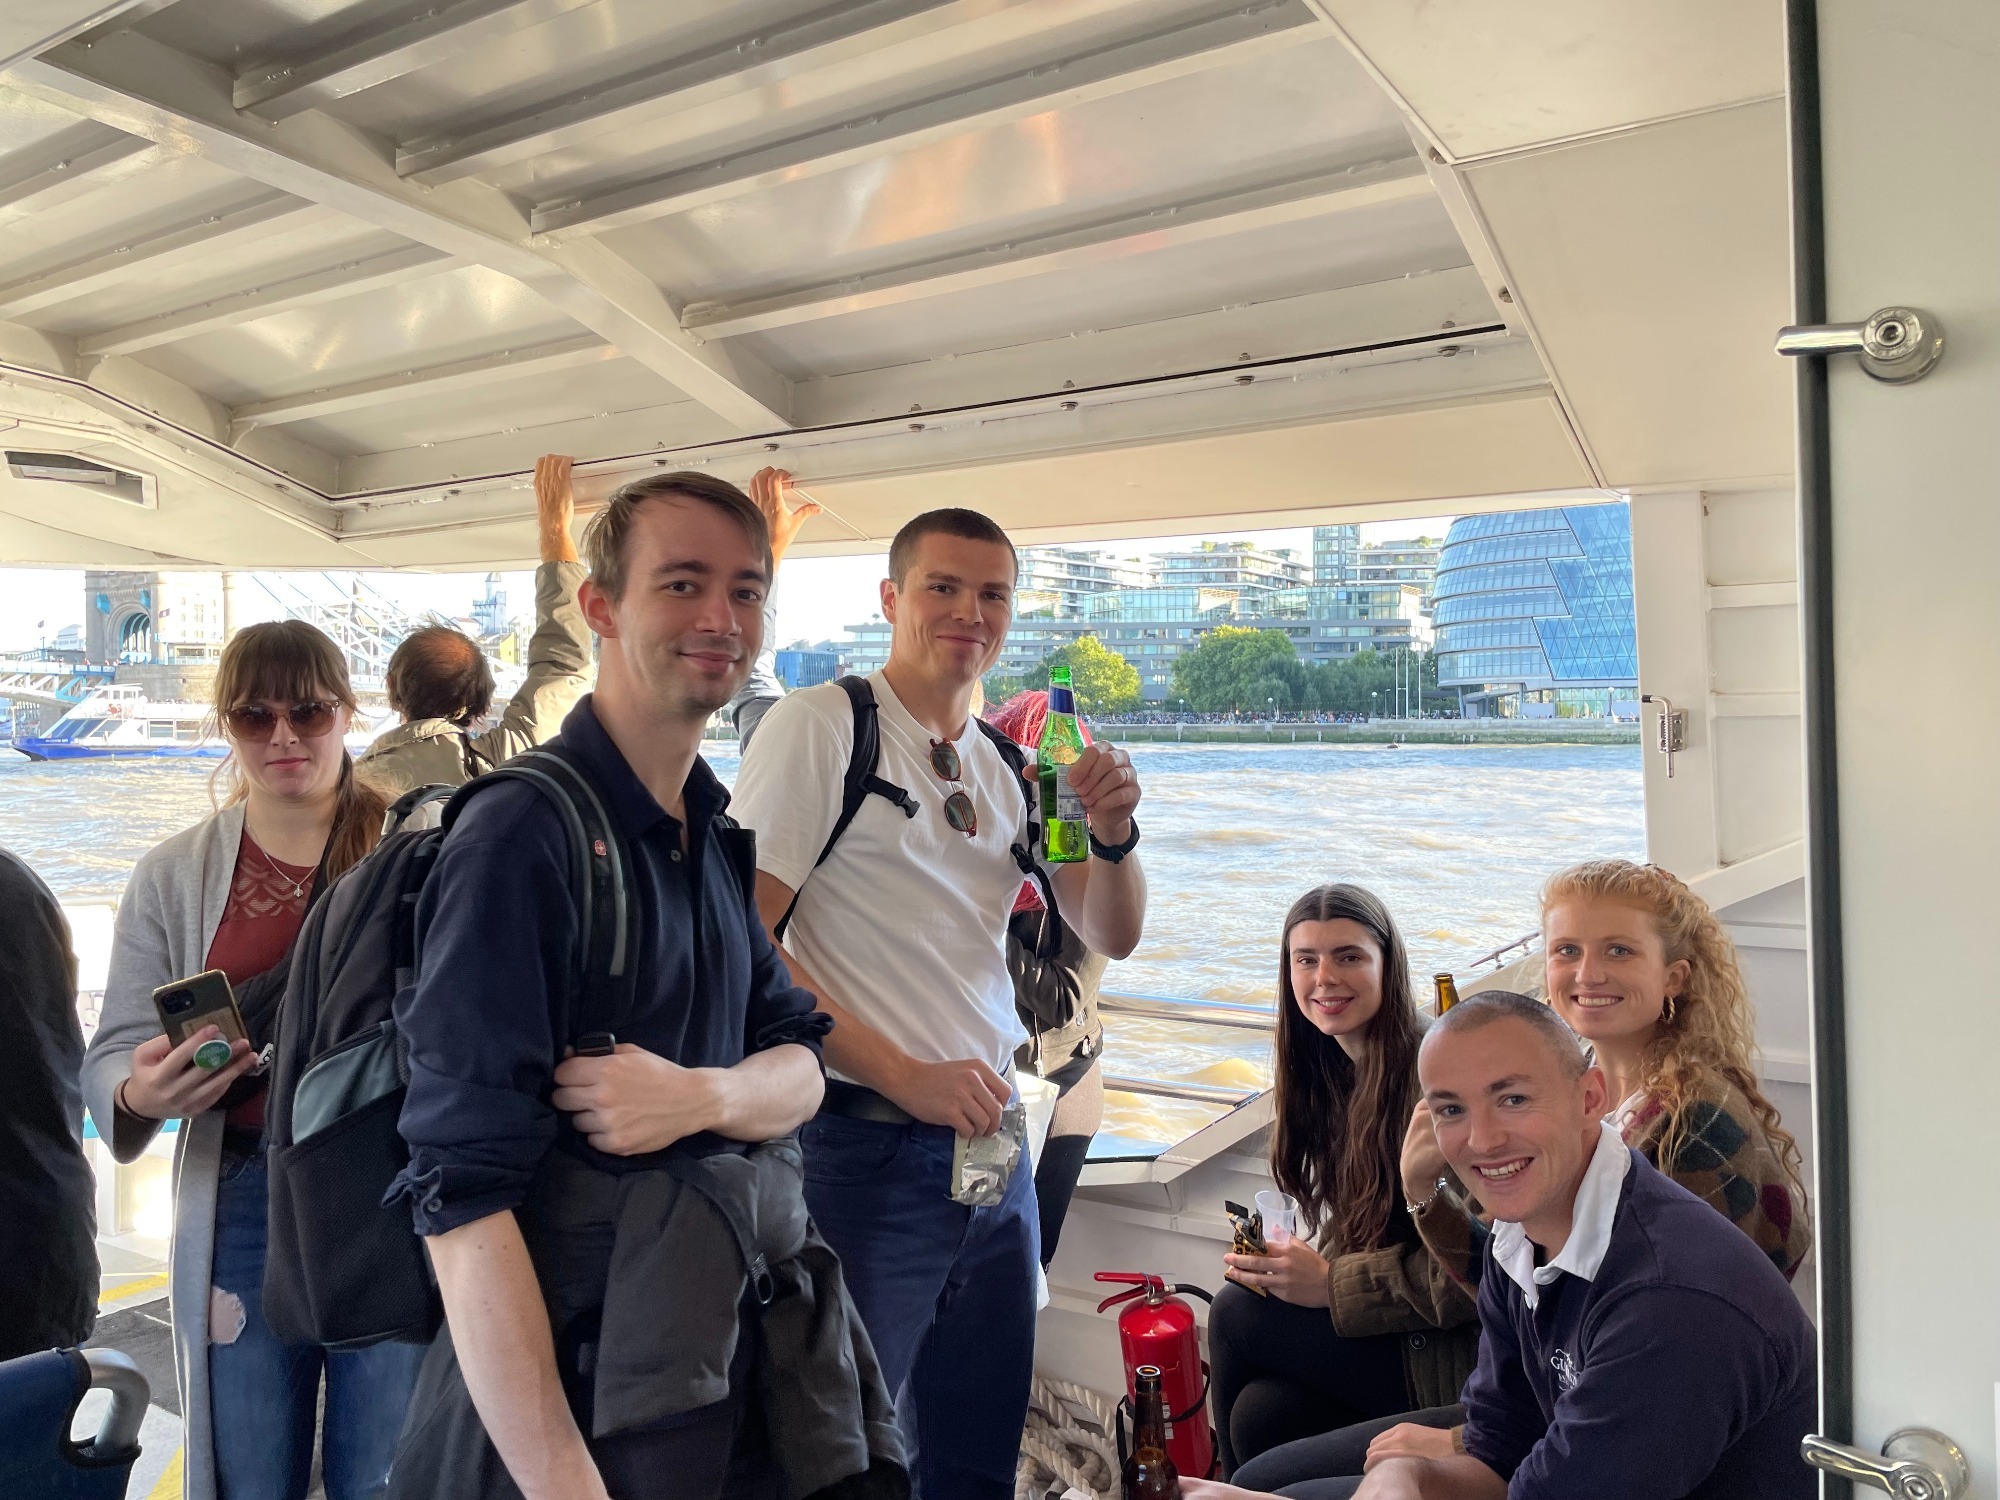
top-left (1040, 665), bottom-right (1089, 863)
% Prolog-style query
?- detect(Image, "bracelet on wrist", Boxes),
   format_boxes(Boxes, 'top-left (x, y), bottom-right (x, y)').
top-left (1406, 1173), bottom-right (1449, 1217)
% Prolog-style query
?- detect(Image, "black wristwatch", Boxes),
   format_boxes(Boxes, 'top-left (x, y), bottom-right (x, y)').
top-left (1088, 818), bottom-right (1141, 863)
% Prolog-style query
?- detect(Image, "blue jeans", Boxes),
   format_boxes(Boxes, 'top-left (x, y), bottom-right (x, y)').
top-left (208, 1146), bottom-right (428, 1500)
top-left (800, 1113), bottom-right (1039, 1500)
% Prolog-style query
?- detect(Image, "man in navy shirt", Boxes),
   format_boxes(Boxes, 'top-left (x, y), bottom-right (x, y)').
top-left (388, 472), bottom-right (875, 1500)
top-left (1187, 991), bottom-right (1815, 1500)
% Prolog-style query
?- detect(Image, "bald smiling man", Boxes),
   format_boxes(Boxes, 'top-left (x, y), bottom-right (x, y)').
top-left (1189, 991), bottom-right (1817, 1500)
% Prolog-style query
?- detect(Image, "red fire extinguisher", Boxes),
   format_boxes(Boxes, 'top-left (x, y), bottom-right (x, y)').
top-left (1095, 1271), bottom-right (1217, 1480)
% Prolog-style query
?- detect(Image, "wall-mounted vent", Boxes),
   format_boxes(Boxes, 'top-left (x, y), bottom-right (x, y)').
top-left (5, 450), bottom-right (150, 506)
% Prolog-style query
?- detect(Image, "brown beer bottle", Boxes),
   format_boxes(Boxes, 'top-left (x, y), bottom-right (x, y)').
top-left (1123, 1364), bottom-right (1181, 1499)
top-left (1434, 973), bottom-right (1461, 1014)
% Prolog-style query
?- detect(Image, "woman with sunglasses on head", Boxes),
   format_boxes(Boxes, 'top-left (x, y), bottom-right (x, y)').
top-left (1206, 884), bottom-right (1479, 1477)
top-left (82, 621), bottom-right (423, 1500)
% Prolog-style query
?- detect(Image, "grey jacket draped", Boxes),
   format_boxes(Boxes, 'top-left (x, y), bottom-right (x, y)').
top-left (79, 802), bottom-right (248, 1500)
top-left (391, 1137), bottom-right (908, 1500)
top-left (358, 560), bottom-right (591, 794)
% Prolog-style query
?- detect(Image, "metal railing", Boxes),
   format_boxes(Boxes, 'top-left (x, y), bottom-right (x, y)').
top-left (1102, 1075), bottom-right (1261, 1107)
top-left (1467, 933), bottom-right (1539, 971)
top-left (1094, 991), bottom-right (1273, 1110)
top-left (1097, 992), bottom-right (1277, 1032)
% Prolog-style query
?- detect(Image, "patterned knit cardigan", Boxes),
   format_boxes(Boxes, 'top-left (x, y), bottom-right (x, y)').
top-left (1412, 1074), bottom-right (1812, 1289)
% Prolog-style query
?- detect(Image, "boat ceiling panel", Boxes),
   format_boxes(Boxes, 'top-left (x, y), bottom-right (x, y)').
top-left (601, 34), bottom-right (1411, 306)
top-left (1317, 0), bottom-right (1784, 161)
top-left (15, 212), bottom-right (399, 336)
top-left (279, 353), bottom-right (677, 457)
top-left (0, 0), bottom-right (1790, 566)
top-left (1462, 101), bottom-right (1794, 489)
top-left (127, 263), bottom-right (583, 406)
top-left (727, 193), bottom-right (1469, 381)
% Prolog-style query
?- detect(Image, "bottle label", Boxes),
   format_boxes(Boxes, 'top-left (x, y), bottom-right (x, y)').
top-left (1048, 685), bottom-right (1075, 715)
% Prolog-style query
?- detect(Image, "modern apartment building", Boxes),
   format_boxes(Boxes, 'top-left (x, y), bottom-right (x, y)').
top-left (1311, 524), bottom-right (1361, 586)
top-left (1015, 545), bottom-right (1153, 618)
top-left (1153, 542), bottom-right (1308, 599)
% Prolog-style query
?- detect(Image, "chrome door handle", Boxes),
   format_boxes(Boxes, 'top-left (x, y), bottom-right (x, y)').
top-left (1801, 1428), bottom-right (1970, 1500)
top-left (1775, 305), bottom-right (1944, 382)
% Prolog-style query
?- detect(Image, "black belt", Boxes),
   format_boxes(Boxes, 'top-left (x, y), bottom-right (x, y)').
top-left (817, 1080), bottom-right (915, 1126)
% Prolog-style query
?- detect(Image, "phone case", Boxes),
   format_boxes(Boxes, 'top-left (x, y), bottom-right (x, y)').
top-left (154, 970), bottom-right (248, 1050)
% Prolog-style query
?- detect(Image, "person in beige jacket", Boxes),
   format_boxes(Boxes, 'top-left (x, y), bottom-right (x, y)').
top-left (359, 454), bottom-right (592, 793)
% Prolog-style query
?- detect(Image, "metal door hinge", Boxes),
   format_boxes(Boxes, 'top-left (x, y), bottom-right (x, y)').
top-left (1639, 694), bottom-right (1685, 779)
top-left (1776, 305), bottom-right (1944, 382)
top-left (1802, 1427), bottom-right (1969, 1500)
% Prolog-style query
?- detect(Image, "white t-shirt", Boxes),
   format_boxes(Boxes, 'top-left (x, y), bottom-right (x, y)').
top-left (729, 670), bottom-right (1034, 1079)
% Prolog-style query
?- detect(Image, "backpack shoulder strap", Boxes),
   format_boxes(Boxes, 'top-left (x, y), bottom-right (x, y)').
top-left (442, 744), bottom-right (633, 1038)
top-left (972, 717), bottom-right (1064, 962)
top-left (772, 675), bottom-right (917, 941)
top-left (385, 782), bottom-right (455, 833)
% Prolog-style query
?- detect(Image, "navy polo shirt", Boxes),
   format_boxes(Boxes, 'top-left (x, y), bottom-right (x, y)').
top-left (391, 697), bottom-right (826, 1237)
top-left (1461, 1151), bottom-right (1817, 1499)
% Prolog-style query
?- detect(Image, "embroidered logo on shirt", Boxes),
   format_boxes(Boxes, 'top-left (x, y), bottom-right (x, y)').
top-left (1550, 1348), bottom-right (1581, 1391)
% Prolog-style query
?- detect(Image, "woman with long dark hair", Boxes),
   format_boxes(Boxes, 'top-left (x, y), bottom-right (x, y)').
top-left (81, 621), bottom-right (422, 1500)
top-left (1206, 884), bottom-right (1478, 1475)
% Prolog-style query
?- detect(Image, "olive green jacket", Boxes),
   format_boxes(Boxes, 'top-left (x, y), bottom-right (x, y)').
top-left (358, 561), bottom-right (590, 793)
top-left (1324, 1212), bottom-right (1482, 1408)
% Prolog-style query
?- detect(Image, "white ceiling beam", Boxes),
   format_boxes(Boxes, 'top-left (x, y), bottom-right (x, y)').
top-left (399, 0), bottom-right (976, 186)
top-left (234, 0), bottom-right (604, 119)
top-left (5, 33), bottom-right (792, 430)
top-left (231, 333), bottom-right (618, 429)
top-left (0, 193), bottom-right (308, 319)
top-left (531, 0), bottom-right (1321, 236)
top-left (0, 119), bottom-right (159, 213)
top-left (0, 2), bottom-right (155, 69)
top-left (687, 158), bottom-right (1431, 339)
top-left (78, 243), bottom-right (460, 357)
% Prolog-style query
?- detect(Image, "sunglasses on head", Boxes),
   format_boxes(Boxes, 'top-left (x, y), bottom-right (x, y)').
top-left (224, 700), bottom-right (339, 739)
top-left (928, 739), bottom-right (977, 839)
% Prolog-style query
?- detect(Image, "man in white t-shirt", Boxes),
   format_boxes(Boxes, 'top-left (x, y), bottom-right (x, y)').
top-left (730, 508), bottom-right (1147, 1500)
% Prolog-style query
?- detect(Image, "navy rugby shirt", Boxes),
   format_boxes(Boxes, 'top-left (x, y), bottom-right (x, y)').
top-left (391, 697), bottom-right (826, 1237)
top-left (1460, 1150), bottom-right (1817, 1500)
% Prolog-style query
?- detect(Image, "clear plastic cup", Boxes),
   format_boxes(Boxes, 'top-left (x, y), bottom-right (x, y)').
top-left (1255, 1189), bottom-right (1297, 1247)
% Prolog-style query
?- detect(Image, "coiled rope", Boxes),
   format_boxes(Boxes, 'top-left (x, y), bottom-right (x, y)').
top-left (1015, 1375), bottom-right (1121, 1500)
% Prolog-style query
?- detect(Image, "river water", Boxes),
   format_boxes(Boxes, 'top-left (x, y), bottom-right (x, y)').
top-left (0, 741), bottom-right (1643, 1143)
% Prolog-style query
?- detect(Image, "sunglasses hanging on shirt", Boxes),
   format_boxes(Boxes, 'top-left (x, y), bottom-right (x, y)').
top-left (927, 739), bottom-right (978, 838)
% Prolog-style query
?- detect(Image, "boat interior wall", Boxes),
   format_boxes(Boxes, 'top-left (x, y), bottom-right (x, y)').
top-left (1313, 1), bottom-right (1796, 494)
top-left (0, 0), bottom-right (1796, 568)
top-left (1631, 487), bottom-right (1805, 889)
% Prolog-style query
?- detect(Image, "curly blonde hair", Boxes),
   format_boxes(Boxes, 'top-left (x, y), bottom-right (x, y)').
top-left (1538, 859), bottom-right (1806, 1203)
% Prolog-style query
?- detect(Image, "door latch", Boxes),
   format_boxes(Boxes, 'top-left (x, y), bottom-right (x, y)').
top-left (1639, 694), bottom-right (1685, 779)
top-left (1802, 1427), bottom-right (1970, 1500)
top-left (1775, 305), bottom-right (1944, 383)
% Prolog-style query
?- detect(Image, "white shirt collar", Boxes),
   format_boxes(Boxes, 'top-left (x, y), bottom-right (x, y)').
top-left (1491, 1120), bottom-right (1632, 1308)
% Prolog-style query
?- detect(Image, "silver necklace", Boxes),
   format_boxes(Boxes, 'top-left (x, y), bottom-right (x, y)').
top-left (252, 839), bottom-right (310, 901)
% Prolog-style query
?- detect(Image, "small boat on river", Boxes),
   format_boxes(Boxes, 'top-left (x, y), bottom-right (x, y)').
top-left (10, 686), bottom-right (223, 761)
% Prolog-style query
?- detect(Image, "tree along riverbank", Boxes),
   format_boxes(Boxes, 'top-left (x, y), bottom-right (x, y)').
top-left (704, 720), bottom-right (1639, 747)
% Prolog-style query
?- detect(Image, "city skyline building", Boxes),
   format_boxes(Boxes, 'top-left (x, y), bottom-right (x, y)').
top-left (1312, 524), bottom-right (1360, 586)
top-left (1431, 504), bottom-right (1638, 717)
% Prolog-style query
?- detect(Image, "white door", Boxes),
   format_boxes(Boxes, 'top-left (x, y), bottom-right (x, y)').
top-left (1797, 1), bottom-right (2000, 1494)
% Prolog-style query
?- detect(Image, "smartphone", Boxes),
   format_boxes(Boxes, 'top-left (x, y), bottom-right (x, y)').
top-left (152, 970), bottom-right (248, 1071)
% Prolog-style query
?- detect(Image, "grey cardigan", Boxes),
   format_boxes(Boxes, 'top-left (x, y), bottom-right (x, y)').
top-left (82, 802), bottom-right (248, 1500)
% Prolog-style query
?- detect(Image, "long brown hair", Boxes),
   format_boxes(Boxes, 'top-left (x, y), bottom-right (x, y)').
top-left (212, 620), bottom-right (386, 882)
top-left (1539, 860), bottom-right (1807, 1204)
top-left (1270, 884), bottom-right (1424, 1254)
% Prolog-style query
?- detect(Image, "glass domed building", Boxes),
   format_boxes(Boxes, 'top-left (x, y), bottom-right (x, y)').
top-left (1431, 504), bottom-right (1638, 717)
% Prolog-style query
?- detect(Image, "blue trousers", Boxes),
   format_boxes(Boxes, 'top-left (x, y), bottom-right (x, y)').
top-left (208, 1146), bottom-right (428, 1500)
top-left (800, 1113), bottom-right (1039, 1500)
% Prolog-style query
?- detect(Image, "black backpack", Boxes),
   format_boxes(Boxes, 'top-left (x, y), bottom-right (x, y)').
top-left (770, 676), bottom-right (1060, 960)
top-left (262, 747), bottom-right (634, 1349)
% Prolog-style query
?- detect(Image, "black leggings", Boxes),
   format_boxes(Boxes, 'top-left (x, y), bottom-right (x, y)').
top-left (1207, 1281), bottom-right (1412, 1476)
top-left (1231, 1404), bottom-right (1466, 1498)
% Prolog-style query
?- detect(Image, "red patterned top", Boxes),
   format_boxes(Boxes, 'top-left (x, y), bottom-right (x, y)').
top-left (207, 828), bottom-right (314, 1134)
